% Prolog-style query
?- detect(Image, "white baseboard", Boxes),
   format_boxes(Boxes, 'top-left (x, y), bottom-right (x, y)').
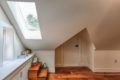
top-left (56, 64), bottom-right (92, 68)
top-left (94, 68), bottom-right (120, 72)
top-left (88, 65), bottom-right (94, 72)
top-left (63, 64), bottom-right (81, 67)
top-left (56, 64), bottom-right (82, 67)
top-left (55, 64), bottom-right (63, 67)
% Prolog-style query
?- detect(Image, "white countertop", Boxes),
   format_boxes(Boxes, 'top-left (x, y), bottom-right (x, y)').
top-left (0, 54), bottom-right (33, 80)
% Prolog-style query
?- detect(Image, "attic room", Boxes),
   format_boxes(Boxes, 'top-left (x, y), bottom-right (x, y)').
top-left (0, 0), bottom-right (120, 80)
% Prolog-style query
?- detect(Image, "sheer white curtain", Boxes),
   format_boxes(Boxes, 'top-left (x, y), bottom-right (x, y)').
top-left (0, 27), bottom-right (3, 66)
top-left (3, 28), bottom-right (14, 61)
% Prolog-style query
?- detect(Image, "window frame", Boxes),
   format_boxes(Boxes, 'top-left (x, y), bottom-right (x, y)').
top-left (7, 1), bottom-right (42, 39)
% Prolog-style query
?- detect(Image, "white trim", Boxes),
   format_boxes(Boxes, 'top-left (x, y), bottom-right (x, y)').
top-left (63, 64), bottom-right (81, 67)
top-left (55, 64), bottom-right (63, 67)
top-left (55, 64), bottom-right (90, 67)
top-left (94, 68), bottom-right (120, 72)
top-left (88, 65), bottom-right (94, 72)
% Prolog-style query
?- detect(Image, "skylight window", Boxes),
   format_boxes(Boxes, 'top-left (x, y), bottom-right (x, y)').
top-left (7, 1), bottom-right (42, 39)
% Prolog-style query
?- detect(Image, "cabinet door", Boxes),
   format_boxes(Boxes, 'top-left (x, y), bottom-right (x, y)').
top-left (21, 66), bottom-right (28, 80)
top-left (10, 72), bottom-right (20, 80)
top-left (4, 59), bottom-right (32, 80)
top-left (22, 60), bottom-right (32, 80)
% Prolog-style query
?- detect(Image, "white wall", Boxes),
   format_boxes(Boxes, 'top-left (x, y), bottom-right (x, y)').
top-left (14, 33), bottom-right (25, 58)
top-left (35, 50), bottom-right (55, 72)
top-left (94, 50), bottom-right (120, 72)
top-left (0, 6), bottom-right (10, 24)
top-left (0, 6), bottom-right (24, 66)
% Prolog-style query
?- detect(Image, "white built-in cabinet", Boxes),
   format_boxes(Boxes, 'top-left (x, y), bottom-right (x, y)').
top-left (4, 59), bottom-right (32, 80)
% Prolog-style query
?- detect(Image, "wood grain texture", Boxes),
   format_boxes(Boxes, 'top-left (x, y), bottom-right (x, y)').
top-left (29, 62), bottom-right (41, 71)
top-left (28, 63), bottom-right (41, 80)
top-left (48, 67), bottom-right (120, 80)
top-left (38, 68), bottom-right (48, 77)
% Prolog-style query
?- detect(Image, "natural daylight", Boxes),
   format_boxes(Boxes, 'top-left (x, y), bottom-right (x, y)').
top-left (0, 0), bottom-right (120, 80)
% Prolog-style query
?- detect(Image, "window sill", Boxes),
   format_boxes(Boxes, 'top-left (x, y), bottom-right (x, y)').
top-left (0, 54), bottom-right (34, 80)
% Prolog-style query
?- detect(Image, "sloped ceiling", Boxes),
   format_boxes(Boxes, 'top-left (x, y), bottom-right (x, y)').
top-left (0, 0), bottom-right (102, 50)
top-left (1, 0), bottom-right (120, 50)
top-left (87, 0), bottom-right (120, 50)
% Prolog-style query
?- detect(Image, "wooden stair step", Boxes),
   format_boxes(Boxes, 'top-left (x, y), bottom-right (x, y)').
top-left (29, 62), bottom-right (42, 71)
top-left (28, 62), bottom-right (42, 79)
top-left (38, 68), bottom-right (48, 78)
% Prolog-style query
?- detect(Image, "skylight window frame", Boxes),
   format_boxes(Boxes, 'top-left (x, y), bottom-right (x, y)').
top-left (7, 1), bottom-right (42, 40)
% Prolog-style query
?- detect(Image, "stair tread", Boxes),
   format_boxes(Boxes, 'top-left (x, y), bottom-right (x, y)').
top-left (38, 68), bottom-right (48, 77)
top-left (29, 62), bottom-right (41, 71)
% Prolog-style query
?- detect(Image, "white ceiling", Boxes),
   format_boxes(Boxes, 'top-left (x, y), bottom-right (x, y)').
top-left (0, 0), bottom-right (109, 50)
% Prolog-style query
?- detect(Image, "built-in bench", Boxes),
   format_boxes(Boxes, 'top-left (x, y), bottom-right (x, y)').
top-left (0, 54), bottom-right (33, 80)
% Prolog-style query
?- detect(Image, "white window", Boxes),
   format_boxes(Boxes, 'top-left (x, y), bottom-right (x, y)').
top-left (3, 28), bottom-right (14, 61)
top-left (7, 1), bottom-right (42, 39)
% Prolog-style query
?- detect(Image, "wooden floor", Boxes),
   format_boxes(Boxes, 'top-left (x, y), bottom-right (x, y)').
top-left (48, 67), bottom-right (120, 80)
